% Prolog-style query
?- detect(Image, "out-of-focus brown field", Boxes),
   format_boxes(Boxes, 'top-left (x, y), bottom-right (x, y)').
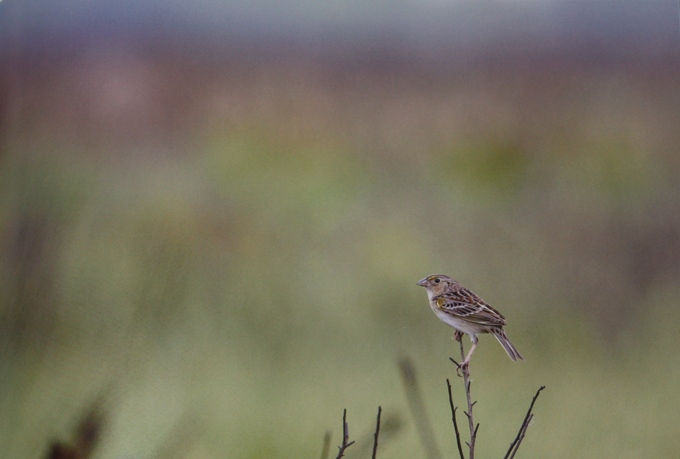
top-left (2, 9), bottom-right (680, 458)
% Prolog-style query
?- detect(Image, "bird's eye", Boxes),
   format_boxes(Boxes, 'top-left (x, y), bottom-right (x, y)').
top-left (434, 278), bottom-right (440, 284)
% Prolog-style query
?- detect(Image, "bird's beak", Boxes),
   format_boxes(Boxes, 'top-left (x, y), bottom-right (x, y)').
top-left (416, 278), bottom-right (428, 287)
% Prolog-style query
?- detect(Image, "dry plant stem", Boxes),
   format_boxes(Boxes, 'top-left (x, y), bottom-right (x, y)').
top-left (447, 335), bottom-right (544, 459)
top-left (371, 406), bottom-right (382, 459)
top-left (446, 379), bottom-right (466, 459)
top-left (398, 357), bottom-right (443, 459)
top-left (320, 431), bottom-right (332, 459)
top-left (335, 409), bottom-right (355, 459)
top-left (452, 332), bottom-right (479, 459)
top-left (504, 386), bottom-right (546, 459)
top-left (508, 414), bottom-right (532, 459)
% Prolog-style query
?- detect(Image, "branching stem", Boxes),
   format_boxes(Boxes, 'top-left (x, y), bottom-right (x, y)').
top-left (335, 409), bottom-right (355, 459)
top-left (504, 386), bottom-right (546, 459)
top-left (450, 332), bottom-right (478, 459)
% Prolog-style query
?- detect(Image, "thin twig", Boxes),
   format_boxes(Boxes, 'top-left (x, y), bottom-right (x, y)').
top-left (452, 333), bottom-right (478, 459)
top-left (371, 406), bottom-right (382, 459)
top-left (446, 379), bottom-right (466, 459)
top-left (320, 431), bottom-right (332, 459)
top-left (335, 409), bottom-right (355, 459)
top-left (503, 386), bottom-right (546, 459)
top-left (344, 411), bottom-right (401, 456)
top-left (398, 357), bottom-right (443, 459)
top-left (508, 414), bottom-right (533, 459)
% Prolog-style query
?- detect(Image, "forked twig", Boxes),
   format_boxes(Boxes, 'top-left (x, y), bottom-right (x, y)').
top-left (503, 386), bottom-right (546, 459)
top-left (449, 332), bottom-right (479, 459)
top-left (446, 379), bottom-right (466, 459)
top-left (371, 406), bottom-right (382, 459)
top-left (335, 409), bottom-right (355, 459)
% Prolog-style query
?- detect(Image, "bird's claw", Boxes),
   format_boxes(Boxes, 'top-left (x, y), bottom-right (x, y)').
top-left (455, 360), bottom-right (469, 377)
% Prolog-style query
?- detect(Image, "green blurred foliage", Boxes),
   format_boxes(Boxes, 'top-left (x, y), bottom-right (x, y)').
top-left (438, 137), bottom-right (532, 202)
top-left (1, 50), bottom-right (680, 459)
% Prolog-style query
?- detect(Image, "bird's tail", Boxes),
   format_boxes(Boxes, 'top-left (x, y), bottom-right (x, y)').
top-left (491, 328), bottom-right (524, 362)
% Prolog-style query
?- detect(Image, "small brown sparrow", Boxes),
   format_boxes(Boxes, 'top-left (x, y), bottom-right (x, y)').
top-left (417, 274), bottom-right (523, 366)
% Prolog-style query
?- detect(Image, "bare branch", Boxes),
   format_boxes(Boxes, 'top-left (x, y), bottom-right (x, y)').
top-left (446, 379), bottom-right (466, 459)
top-left (335, 409), bottom-right (355, 459)
top-left (504, 386), bottom-right (546, 459)
top-left (507, 415), bottom-right (532, 459)
top-left (371, 406), bottom-right (382, 459)
top-left (446, 333), bottom-right (545, 459)
top-left (454, 337), bottom-right (478, 459)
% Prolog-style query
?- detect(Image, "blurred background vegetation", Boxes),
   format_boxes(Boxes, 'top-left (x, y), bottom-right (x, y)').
top-left (2, 0), bottom-right (680, 457)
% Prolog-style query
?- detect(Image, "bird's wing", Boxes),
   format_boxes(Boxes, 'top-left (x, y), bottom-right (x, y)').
top-left (435, 288), bottom-right (506, 327)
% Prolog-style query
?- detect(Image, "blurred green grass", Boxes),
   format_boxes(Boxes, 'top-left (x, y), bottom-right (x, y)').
top-left (1, 52), bottom-right (680, 458)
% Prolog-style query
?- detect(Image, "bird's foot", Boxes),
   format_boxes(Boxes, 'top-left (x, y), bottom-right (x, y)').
top-left (455, 360), bottom-right (469, 377)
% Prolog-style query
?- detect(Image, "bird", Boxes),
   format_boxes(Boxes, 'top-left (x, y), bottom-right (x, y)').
top-left (417, 274), bottom-right (523, 367)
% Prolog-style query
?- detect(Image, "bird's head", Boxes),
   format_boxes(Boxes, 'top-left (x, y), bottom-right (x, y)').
top-left (416, 274), bottom-right (457, 297)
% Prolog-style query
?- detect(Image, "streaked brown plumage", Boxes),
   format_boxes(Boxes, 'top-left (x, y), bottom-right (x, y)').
top-left (417, 274), bottom-right (523, 365)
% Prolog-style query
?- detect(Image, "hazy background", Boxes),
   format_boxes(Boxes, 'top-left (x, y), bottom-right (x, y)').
top-left (2, 0), bottom-right (680, 457)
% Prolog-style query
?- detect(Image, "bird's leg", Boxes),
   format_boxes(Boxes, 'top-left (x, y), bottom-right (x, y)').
top-left (454, 334), bottom-right (477, 377)
top-left (452, 332), bottom-right (465, 375)
top-left (461, 340), bottom-right (477, 367)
